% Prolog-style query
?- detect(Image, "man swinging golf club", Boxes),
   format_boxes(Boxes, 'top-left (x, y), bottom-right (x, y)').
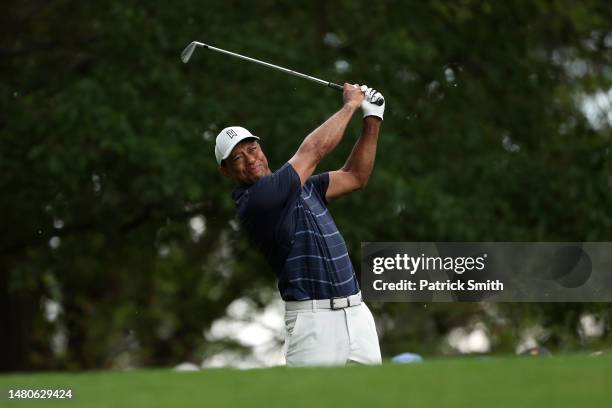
top-left (216, 83), bottom-right (384, 366)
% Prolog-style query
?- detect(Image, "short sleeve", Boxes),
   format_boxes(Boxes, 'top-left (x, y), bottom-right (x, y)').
top-left (243, 162), bottom-right (301, 215)
top-left (307, 172), bottom-right (330, 204)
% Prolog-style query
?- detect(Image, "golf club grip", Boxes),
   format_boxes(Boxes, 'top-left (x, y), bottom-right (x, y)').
top-left (327, 82), bottom-right (385, 106)
top-left (328, 82), bottom-right (344, 92)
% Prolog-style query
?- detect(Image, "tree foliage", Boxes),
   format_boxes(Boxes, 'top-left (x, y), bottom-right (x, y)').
top-left (1, 0), bottom-right (611, 370)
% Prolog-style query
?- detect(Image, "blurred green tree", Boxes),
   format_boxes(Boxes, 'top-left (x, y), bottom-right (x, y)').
top-left (1, 0), bottom-right (610, 370)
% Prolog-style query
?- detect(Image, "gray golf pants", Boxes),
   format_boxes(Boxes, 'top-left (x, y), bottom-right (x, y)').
top-left (283, 302), bottom-right (382, 366)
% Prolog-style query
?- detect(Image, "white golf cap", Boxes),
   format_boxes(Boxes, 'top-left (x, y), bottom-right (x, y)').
top-left (214, 126), bottom-right (260, 165)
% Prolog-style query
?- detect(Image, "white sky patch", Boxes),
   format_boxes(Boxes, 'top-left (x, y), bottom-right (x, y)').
top-left (566, 58), bottom-right (589, 78)
top-left (51, 328), bottom-right (67, 356)
top-left (226, 297), bottom-right (254, 319)
top-left (44, 298), bottom-right (62, 322)
top-left (43, 298), bottom-right (68, 356)
top-left (229, 219), bottom-right (240, 231)
top-left (334, 60), bottom-right (350, 74)
top-left (447, 323), bottom-right (491, 353)
top-left (158, 245), bottom-right (170, 258)
top-left (444, 67), bottom-right (456, 83)
top-left (502, 133), bottom-right (520, 153)
top-left (204, 297), bottom-right (285, 368)
top-left (581, 89), bottom-right (612, 130)
top-left (49, 236), bottom-right (61, 249)
top-left (550, 50), bottom-right (590, 79)
top-left (92, 174), bottom-right (101, 193)
top-left (579, 313), bottom-right (604, 338)
top-left (323, 32), bottom-right (342, 48)
top-left (427, 80), bottom-right (439, 95)
top-left (53, 218), bottom-right (64, 229)
top-left (202, 130), bottom-right (214, 141)
top-left (174, 362), bottom-right (200, 372)
top-left (189, 215), bottom-right (206, 242)
top-left (515, 325), bottom-right (548, 354)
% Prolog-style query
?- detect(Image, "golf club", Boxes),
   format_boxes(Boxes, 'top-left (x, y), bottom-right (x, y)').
top-left (181, 41), bottom-right (384, 106)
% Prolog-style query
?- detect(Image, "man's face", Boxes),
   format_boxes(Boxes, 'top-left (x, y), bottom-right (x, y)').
top-left (219, 139), bottom-right (271, 185)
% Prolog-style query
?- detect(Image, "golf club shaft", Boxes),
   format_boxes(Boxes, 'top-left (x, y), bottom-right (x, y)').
top-left (187, 42), bottom-right (343, 91)
top-left (182, 42), bottom-right (384, 106)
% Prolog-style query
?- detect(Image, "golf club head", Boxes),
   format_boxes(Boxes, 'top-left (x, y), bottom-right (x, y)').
top-left (181, 42), bottom-right (198, 63)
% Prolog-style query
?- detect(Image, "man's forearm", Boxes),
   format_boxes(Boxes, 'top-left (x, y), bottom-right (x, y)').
top-left (341, 117), bottom-right (381, 186)
top-left (299, 103), bottom-right (359, 162)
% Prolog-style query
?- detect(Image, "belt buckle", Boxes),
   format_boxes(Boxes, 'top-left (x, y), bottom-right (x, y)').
top-left (330, 296), bottom-right (350, 310)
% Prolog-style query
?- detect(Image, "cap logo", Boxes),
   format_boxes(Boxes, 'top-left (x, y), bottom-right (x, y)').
top-left (226, 129), bottom-right (238, 139)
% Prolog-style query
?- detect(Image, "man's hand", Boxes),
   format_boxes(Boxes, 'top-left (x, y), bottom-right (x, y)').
top-left (361, 87), bottom-right (385, 120)
top-left (343, 83), bottom-right (365, 109)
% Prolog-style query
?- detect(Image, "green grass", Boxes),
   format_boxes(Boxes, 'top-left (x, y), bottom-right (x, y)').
top-left (1, 355), bottom-right (610, 407)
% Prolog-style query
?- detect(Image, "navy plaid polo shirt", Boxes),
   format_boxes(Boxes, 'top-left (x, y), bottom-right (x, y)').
top-left (232, 162), bottom-right (360, 301)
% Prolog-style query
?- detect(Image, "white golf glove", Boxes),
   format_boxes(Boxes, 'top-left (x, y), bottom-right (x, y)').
top-left (360, 85), bottom-right (385, 120)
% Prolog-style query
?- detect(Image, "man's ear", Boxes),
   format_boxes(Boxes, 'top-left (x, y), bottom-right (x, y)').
top-left (219, 164), bottom-right (230, 178)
